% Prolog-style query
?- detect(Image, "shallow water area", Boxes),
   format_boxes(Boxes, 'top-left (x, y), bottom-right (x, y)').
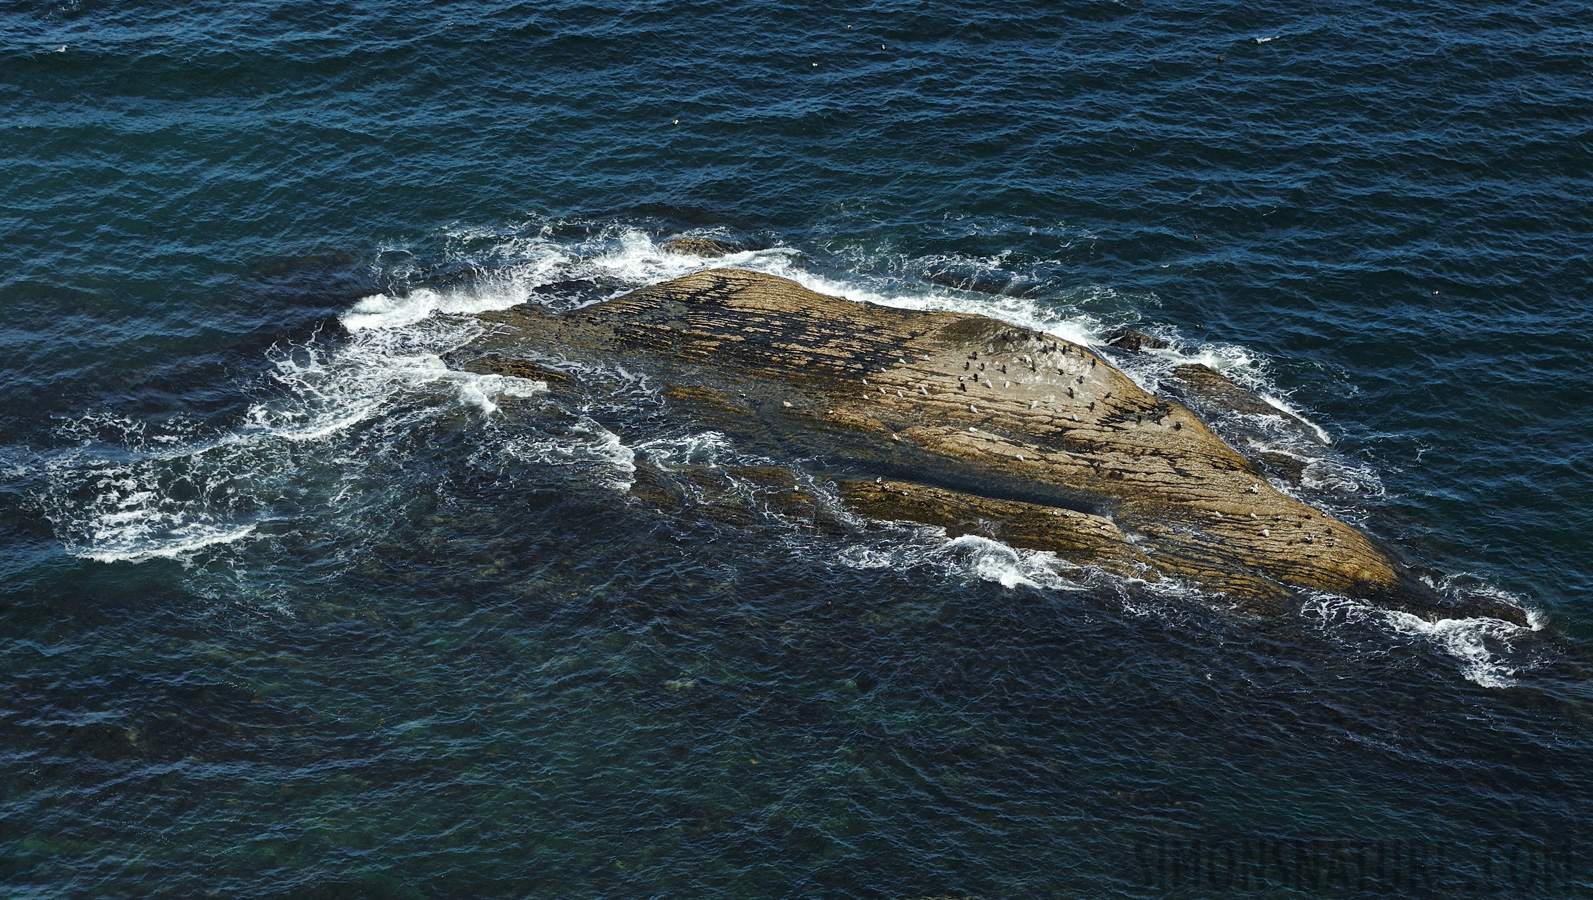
top-left (3, 1), bottom-right (1592, 897)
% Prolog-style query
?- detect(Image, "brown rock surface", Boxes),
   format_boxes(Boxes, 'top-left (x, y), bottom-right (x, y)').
top-left (660, 236), bottom-right (744, 258)
top-left (455, 268), bottom-right (1524, 624)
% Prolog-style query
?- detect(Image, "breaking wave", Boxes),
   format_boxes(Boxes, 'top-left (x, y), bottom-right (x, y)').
top-left (1302, 585), bottom-right (1541, 688)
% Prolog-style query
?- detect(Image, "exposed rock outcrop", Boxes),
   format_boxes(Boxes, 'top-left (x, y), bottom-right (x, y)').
top-left (660, 236), bottom-right (744, 258)
top-left (454, 268), bottom-right (1524, 624)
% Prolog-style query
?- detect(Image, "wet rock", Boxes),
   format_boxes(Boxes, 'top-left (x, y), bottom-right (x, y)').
top-left (1106, 331), bottom-right (1170, 353)
top-left (1155, 363), bottom-right (1333, 488)
top-left (468, 355), bottom-right (571, 384)
top-left (455, 269), bottom-right (1525, 625)
top-left (660, 236), bottom-right (744, 258)
top-left (1161, 364), bottom-right (1313, 435)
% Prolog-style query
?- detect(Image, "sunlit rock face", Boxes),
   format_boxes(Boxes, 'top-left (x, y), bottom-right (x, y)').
top-left (456, 268), bottom-right (1525, 625)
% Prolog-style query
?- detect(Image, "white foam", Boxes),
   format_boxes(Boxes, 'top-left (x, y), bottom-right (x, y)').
top-left (1102, 335), bottom-right (1389, 503)
top-left (37, 435), bottom-right (263, 564)
top-left (1256, 394), bottom-right (1333, 445)
top-left (445, 371), bottom-right (547, 415)
top-left (500, 419), bottom-right (637, 490)
top-left (78, 523), bottom-right (258, 564)
top-left (45, 281), bottom-right (561, 565)
top-left (637, 431), bottom-right (735, 467)
top-left (25, 221), bottom-right (1407, 624)
top-left (835, 526), bottom-right (1084, 592)
top-left (1301, 588), bottom-right (1535, 688)
top-left (760, 265), bottom-right (1105, 348)
top-left (1384, 612), bottom-right (1527, 689)
top-left (585, 228), bottom-right (798, 286)
top-left (1298, 455), bottom-right (1385, 498)
top-left (1180, 343), bottom-right (1271, 389)
top-left (1181, 347), bottom-right (1342, 450)
top-left (936, 534), bottom-right (1083, 590)
top-left (342, 283), bottom-right (538, 331)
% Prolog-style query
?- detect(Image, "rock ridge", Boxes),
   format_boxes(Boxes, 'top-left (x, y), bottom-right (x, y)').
top-left (456, 268), bottom-right (1524, 624)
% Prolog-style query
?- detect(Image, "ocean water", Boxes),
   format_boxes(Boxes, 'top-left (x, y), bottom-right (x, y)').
top-left (2, 0), bottom-right (1591, 896)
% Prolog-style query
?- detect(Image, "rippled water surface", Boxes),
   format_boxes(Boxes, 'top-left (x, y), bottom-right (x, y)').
top-left (3, 1), bottom-right (1592, 896)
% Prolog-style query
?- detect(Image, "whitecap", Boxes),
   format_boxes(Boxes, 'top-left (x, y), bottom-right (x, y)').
top-left (78, 523), bottom-right (259, 565)
top-left (834, 526), bottom-right (1083, 593)
top-left (1301, 588), bottom-right (1536, 688)
top-left (342, 283), bottom-right (533, 332)
top-left (1383, 612), bottom-right (1528, 689)
top-left (761, 265), bottom-right (1106, 348)
top-left (935, 534), bottom-right (1081, 590)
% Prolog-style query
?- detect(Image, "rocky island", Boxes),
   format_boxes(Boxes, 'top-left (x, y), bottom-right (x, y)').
top-left (452, 267), bottom-right (1524, 625)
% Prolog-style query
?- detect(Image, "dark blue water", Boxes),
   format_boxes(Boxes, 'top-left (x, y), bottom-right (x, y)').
top-left (3, 1), bottom-right (1592, 896)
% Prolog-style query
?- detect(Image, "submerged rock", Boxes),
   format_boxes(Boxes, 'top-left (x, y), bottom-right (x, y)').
top-left (454, 269), bottom-right (1524, 624)
top-left (1154, 363), bottom-right (1332, 488)
top-left (1161, 364), bottom-right (1320, 440)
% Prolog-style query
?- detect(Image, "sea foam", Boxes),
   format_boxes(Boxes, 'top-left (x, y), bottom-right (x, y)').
top-left (37, 222), bottom-right (1534, 691)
